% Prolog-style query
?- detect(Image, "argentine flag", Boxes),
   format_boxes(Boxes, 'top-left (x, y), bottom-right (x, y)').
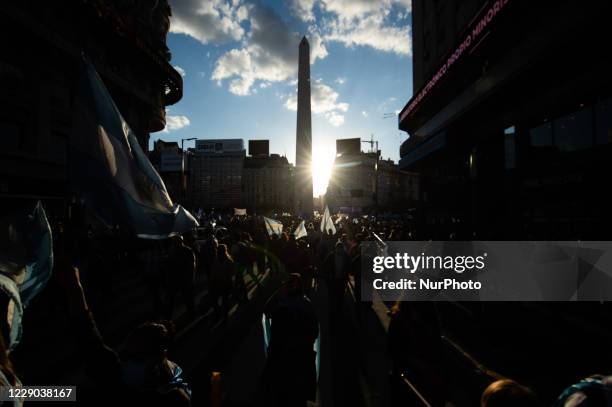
top-left (69, 59), bottom-right (198, 238)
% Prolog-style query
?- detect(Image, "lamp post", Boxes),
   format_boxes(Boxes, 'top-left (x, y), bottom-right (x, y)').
top-left (180, 138), bottom-right (197, 205)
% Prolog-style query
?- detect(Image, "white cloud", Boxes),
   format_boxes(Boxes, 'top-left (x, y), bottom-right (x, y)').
top-left (173, 65), bottom-right (186, 77)
top-left (335, 77), bottom-right (346, 84)
top-left (289, 0), bottom-right (317, 22)
top-left (326, 111), bottom-right (345, 126)
top-left (284, 79), bottom-right (349, 127)
top-left (163, 114), bottom-right (190, 133)
top-left (361, 110), bottom-right (368, 118)
top-left (310, 0), bottom-right (412, 56)
top-left (169, 0), bottom-right (247, 44)
top-left (212, 5), bottom-right (328, 96)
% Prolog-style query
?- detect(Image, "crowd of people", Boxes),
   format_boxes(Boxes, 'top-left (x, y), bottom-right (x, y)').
top-left (1, 205), bottom-right (611, 406)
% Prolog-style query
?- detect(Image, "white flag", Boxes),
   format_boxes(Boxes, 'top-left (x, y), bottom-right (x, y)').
top-left (264, 217), bottom-right (283, 236)
top-left (320, 206), bottom-right (336, 235)
top-left (294, 220), bottom-right (308, 240)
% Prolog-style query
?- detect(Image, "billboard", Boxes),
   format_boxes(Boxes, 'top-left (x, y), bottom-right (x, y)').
top-left (336, 138), bottom-right (361, 156)
top-left (195, 139), bottom-right (244, 153)
top-left (249, 140), bottom-right (269, 157)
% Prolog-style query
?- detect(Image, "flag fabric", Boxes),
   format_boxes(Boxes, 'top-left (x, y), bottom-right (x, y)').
top-left (320, 206), bottom-right (337, 235)
top-left (264, 217), bottom-right (283, 237)
top-left (0, 201), bottom-right (54, 350)
top-left (294, 220), bottom-right (308, 240)
top-left (69, 59), bottom-right (198, 239)
top-left (234, 208), bottom-right (247, 216)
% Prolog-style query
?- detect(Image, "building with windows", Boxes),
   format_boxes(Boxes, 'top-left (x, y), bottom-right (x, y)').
top-left (327, 145), bottom-right (419, 213)
top-left (399, 1), bottom-right (612, 239)
top-left (242, 153), bottom-right (294, 213)
top-left (149, 139), bottom-right (184, 203)
top-left (187, 139), bottom-right (245, 210)
top-left (399, 2), bottom-right (612, 401)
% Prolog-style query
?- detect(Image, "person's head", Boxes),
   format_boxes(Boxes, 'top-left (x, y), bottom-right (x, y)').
top-left (334, 241), bottom-right (344, 254)
top-left (121, 321), bottom-right (175, 388)
top-left (481, 379), bottom-right (538, 407)
top-left (283, 273), bottom-right (303, 297)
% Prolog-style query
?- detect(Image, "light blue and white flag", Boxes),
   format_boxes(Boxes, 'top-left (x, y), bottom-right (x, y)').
top-left (0, 201), bottom-right (53, 350)
top-left (320, 206), bottom-right (336, 235)
top-left (294, 220), bottom-right (307, 240)
top-left (69, 59), bottom-right (198, 239)
top-left (264, 217), bottom-right (283, 237)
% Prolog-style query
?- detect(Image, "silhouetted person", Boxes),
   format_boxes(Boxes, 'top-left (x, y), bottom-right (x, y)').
top-left (262, 274), bottom-right (318, 407)
top-left (56, 259), bottom-right (191, 406)
top-left (210, 244), bottom-right (234, 322)
top-left (163, 236), bottom-right (196, 320)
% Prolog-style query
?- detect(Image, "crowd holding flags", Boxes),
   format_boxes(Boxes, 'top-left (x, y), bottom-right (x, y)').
top-left (69, 58), bottom-right (198, 239)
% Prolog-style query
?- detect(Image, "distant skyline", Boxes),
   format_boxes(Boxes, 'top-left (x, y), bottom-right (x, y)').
top-left (153, 0), bottom-right (413, 196)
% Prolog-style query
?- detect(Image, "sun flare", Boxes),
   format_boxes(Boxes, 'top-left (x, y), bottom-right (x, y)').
top-left (311, 145), bottom-right (336, 197)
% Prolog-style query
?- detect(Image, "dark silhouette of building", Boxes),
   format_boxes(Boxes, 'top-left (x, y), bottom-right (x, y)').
top-left (399, 1), bottom-right (612, 240)
top-left (1, 1), bottom-right (182, 214)
top-left (398, 3), bottom-right (612, 402)
top-left (187, 139), bottom-right (245, 210)
top-left (149, 140), bottom-right (184, 203)
top-left (243, 153), bottom-right (294, 213)
top-left (327, 144), bottom-right (419, 213)
top-left (294, 36), bottom-right (313, 217)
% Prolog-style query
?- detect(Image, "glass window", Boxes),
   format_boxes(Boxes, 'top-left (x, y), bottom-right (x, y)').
top-left (530, 122), bottom-right (553, 147)
top-left (554, 107), bottom-right (593, 152)
top-left (595, 97), bottom-right (612, 145)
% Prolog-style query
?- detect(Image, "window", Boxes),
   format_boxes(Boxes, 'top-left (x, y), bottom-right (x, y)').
top-left (553, 107), bottom-right (593, 152)
top-left (530, 122), bottom-right (553, 147)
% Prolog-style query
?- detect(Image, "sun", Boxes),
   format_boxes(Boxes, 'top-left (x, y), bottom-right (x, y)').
top-left (311, 144), bottom-right (336, 197)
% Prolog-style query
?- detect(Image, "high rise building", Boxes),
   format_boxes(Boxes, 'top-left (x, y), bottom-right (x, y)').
top-left (399, 1), bottom-right (612, 238)
top-left (187, 139), bottom-right (245, 210)
top-left (294, 36), bottom-right (313, 217)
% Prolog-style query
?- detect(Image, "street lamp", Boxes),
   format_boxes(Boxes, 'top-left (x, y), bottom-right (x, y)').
top-left (180, 138), bottom-right (197, 205)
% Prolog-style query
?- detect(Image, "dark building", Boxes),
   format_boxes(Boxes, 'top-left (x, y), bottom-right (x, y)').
top-left (398, 1), bottom-right (612, 402)
top-left (187, 139), bottom-right (245, 210)
top-left (242, 153), bottom-right (294, 213)
top-left (248, 139), bottom-right (270, 157)
top-left (1, 1), bottom-right (182, 215)
top-left (399, 0), bottom-right (612, 240)
top-left (149, 139), bottom-right (184, 203)
top-left (327, 144), bottom-right (419, 213)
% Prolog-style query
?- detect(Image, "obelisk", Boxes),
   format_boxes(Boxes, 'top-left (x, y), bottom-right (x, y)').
top-left (295, 36), bottom-right (313, 217)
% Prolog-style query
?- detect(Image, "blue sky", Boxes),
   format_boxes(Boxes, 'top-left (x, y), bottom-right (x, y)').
top-left (152, 0), bottom-right (413, 195)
